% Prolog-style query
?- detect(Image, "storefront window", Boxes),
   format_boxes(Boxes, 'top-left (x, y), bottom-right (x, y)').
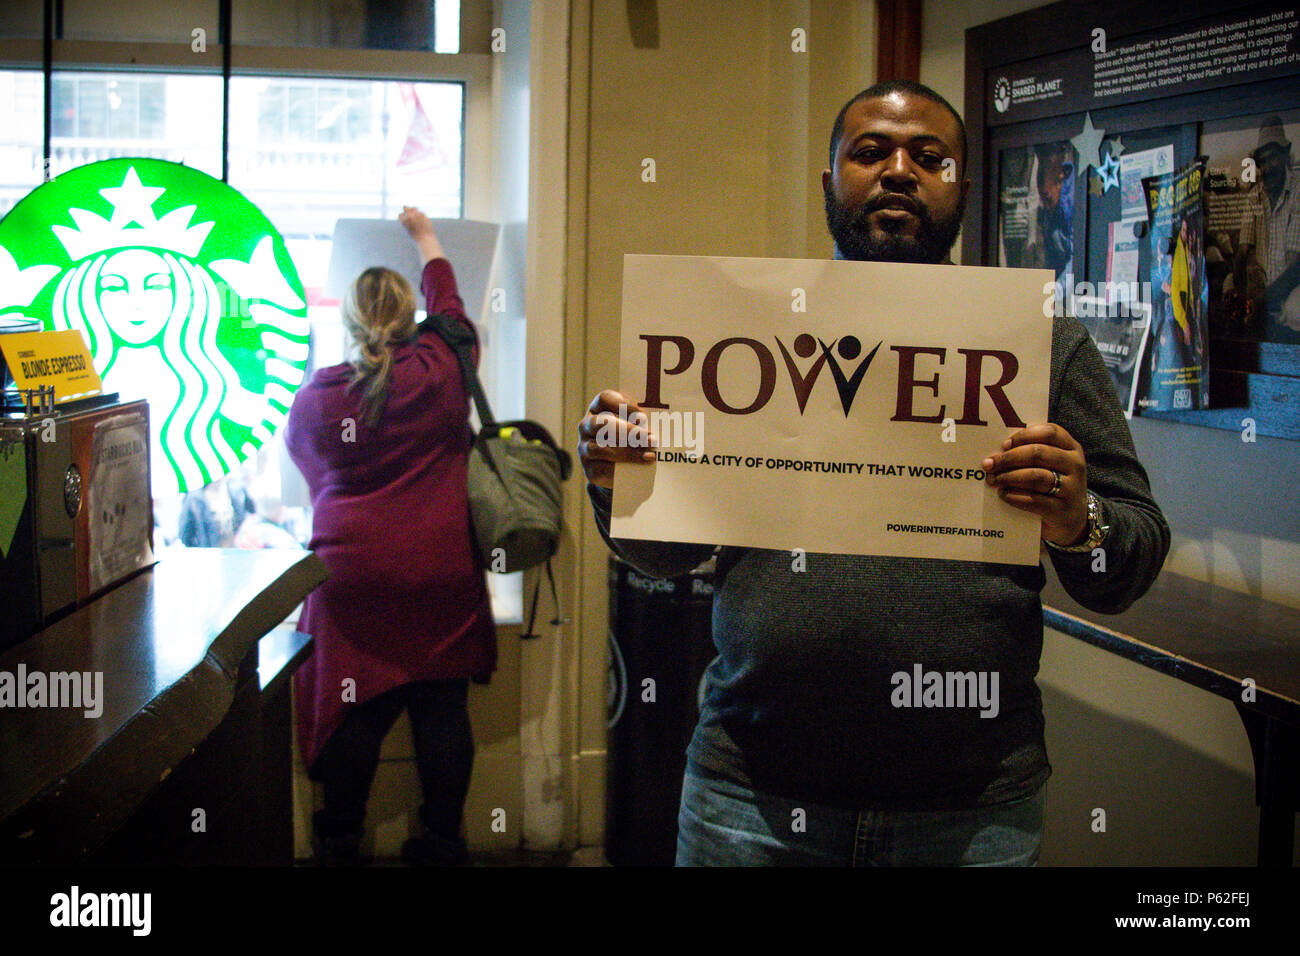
top-left (0, 51), bottom-right (505, 627)
top-left (0, 70), bottom-right (44, 217)
top-left (48, 71), bottom-right (223, 179)
top-left (210, 77), bottom-right (465, 553)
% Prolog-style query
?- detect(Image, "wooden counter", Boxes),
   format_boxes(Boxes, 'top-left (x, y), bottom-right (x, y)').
top-left (0, 548), bottom-right (327, 865)
top-left (1043, 570), bottom-right (1300, 867)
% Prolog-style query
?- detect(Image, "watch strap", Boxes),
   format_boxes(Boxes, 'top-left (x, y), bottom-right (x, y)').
top-left (1046, 491), bottom-right (1108, 553)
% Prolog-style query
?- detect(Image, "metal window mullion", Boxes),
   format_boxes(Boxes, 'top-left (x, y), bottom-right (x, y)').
top-left (220, 0), bottom-right (231, 182)
top-left (42, 0), bottom-right (52, 179)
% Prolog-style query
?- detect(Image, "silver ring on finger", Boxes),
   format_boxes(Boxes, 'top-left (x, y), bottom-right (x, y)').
top-left (1047, 469), bottom-right (1061, 497)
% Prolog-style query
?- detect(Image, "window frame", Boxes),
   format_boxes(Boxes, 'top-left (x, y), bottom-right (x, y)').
top-left (0, 38), bottom-right (491, 217)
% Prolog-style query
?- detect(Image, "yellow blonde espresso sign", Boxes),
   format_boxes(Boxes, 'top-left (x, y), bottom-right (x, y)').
top-left (1, 328), bottom-right (101, 402)
top-left (612, 255), bottom-right (1055, 565)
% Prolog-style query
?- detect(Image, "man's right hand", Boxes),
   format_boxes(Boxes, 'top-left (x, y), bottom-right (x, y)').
top-left (576, 390), bottom-right (657, 489)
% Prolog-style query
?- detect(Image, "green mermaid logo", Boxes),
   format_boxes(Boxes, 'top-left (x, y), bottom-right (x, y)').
top-left (0, 158), bottom-right (308, 496)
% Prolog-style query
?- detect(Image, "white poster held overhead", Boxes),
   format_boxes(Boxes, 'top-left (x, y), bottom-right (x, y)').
top-left (612, 255), bottom-right (1055, 566)
top-left (326, 218), bottom-right (500, 323)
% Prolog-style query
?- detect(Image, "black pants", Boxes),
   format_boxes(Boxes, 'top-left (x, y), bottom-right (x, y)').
top-left (310, 679), bottom-right (474, 841)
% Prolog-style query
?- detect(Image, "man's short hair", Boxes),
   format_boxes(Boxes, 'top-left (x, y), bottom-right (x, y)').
top-left (827, 79), bottom-right (968, 176)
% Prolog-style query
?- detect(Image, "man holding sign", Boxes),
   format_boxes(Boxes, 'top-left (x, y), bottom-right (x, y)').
top-left (578, 81), bottom-right (1168, 866)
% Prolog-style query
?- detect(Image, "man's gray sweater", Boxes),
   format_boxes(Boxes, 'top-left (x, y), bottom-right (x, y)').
top-left (588, 313), bottom-right (1170, 811)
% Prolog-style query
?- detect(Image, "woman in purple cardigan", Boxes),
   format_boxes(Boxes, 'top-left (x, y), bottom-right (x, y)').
top-left (285, 208), bottom-right (495, 865)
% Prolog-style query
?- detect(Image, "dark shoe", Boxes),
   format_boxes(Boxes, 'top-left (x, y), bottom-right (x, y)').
top-left (313, 830), bottom-right (365, 867)
top-left (401, 831), bottom-right (470, 866)
top-left (312, 809), bottom-right (367, 866)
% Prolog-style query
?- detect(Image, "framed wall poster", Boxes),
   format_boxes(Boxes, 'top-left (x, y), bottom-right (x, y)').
top-left (998, 140), bottom-right (1078, 287)
top-left (1138, 159), bottom-right (1211, 412)
top-left (965, 0), bottom-right (1300, 440)
top-left (1202, 110), bottom-right (1300, 341)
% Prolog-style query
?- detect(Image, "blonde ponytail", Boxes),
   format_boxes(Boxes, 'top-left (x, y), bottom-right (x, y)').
top-left (341, 267), bottom-right (418, 427)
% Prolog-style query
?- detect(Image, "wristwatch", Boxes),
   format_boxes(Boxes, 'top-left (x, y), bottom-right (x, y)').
top-left (1046, 490), bottom-right (1110, 553)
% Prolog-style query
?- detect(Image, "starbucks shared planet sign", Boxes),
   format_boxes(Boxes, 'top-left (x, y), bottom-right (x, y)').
top-left (0, 158), bottom-right (309, 496)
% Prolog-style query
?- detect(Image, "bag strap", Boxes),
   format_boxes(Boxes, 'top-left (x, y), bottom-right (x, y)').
top-left (520, 559), bottom-right (560, 640)
top-left (423, 313), bottom-right (497, 428)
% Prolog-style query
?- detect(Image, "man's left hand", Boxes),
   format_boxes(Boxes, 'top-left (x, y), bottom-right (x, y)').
top-left (982, 423), bottom-right (1089, 547)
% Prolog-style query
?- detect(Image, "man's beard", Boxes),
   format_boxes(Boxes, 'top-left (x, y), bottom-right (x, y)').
top-left (824, 188), bottom-right (964, 264)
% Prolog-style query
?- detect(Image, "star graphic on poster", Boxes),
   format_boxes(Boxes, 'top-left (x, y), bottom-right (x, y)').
top-left (1070, 112), bottom-right (1106, 177)
top-left (1097, 151), bottom-right (1121, 192)
top-left (1108, 135), bottom-right (1125, 158)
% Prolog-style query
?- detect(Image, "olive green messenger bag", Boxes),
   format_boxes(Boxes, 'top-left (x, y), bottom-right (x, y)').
top-left (423, 314), bottom-right (572, 637)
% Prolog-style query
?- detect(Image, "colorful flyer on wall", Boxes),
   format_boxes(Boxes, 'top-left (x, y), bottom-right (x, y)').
top-left (612, 255), bottom-right (1054, 566)
top-left (1071, 294), bottom-right (1151, 419)
top-left (1066, 217), bottom-right (1151, 418)
top-left (1106, 218), bottom-right (1143, 292)
top-left (1138, 160), bottom-right (1210, 412)
top-left (1119, 145), bottom-right (1174, 221)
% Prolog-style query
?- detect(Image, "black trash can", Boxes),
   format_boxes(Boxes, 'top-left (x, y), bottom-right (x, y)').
top-left (606, 556), bottom-right (717, 867)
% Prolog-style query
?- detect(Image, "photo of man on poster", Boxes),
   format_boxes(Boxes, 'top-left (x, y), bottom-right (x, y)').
top-left (1023, 141), bottom-right (1076, 283)
top-left (1234, 116), bottom-right (1300, 344)
top-left (998, 140), bottom-right (1076, 290)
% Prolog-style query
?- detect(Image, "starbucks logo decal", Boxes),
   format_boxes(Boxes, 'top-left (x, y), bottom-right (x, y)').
top-left (0, 158), bottom-right (308, 495)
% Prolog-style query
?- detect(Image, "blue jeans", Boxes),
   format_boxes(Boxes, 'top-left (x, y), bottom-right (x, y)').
top-left (676, 762), bottom-right (1045, 866)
